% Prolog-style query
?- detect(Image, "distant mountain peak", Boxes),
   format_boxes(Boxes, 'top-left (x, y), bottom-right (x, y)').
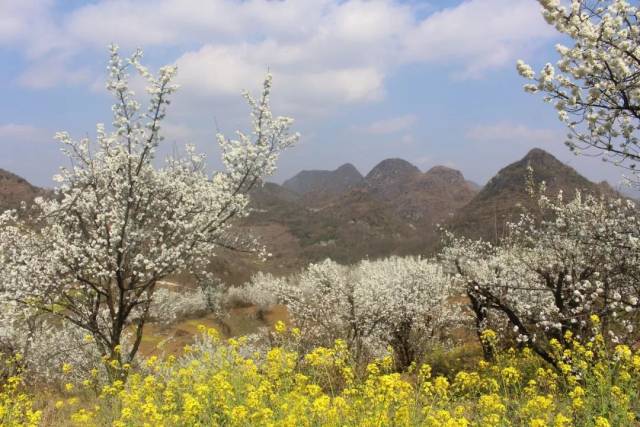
top-left (282, 163), bottom-right (363, 196)
top-left (449, 148), bottom-right (620, 242)
top-left (521, 147), bottom-right (563, 165)
top-left (425, 165), bottom-right (458, 173)
top-left (482, 149), bottom-right (597, 201)
top-left (424, 165), bottom-right (465, 184)
top-left (335, 163), bottom-right (360, 173)
top-left (0, 169), bottom-right (46, 211)
top-left (365, 158), bottom-right (420, 182)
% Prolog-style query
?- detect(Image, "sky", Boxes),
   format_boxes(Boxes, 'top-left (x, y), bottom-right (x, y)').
top-left (0, 0), bottom-right (633, 191)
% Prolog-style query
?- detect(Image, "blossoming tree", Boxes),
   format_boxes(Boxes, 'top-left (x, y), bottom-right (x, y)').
top-left (443, 186), bottom-right (640, 365)
top-left (0, 46), bottom-right (298, 379)
top-left (517, 0), bottom-right (640, 179)
top-left (245, 257), bottom-right (466, 369)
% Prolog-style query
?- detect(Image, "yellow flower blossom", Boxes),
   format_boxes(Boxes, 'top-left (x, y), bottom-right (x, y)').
top-left (2, 325), bottom-right (639, 426)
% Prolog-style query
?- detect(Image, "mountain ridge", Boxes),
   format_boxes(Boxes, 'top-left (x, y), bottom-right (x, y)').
top-left (1, 148), bottom-right (625, 284)
top-left (282, 163), bottom-right (363, 196)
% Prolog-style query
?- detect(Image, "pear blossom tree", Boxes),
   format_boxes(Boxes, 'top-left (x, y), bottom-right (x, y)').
top-left (0, 46), bottom-right (298, 380)
top-left (517, 0), bottom-right (640, 179)
top-left (443, 188), bottom-right (640, 365)
top-left (0, 283), bottom-right (213, 383)
top-left (357, 257), bottom-right (466, 370)
top-left (439, 234), bottom-right (502, 361)
top-left (244, 257), bottom-right (466, 369)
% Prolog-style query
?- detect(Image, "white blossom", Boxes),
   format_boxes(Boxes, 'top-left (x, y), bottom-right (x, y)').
top-left (239, 256), bottom-right (467, 369)
top-left (519, 0), bottom-right (640, 182)
top-left (0, 46), bottom-right (297, 380)
top-left (442, 187), bottom-right (640, 365)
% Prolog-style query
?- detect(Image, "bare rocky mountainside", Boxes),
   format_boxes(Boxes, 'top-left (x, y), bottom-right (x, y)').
top-left (0, 148), bottom-right (623, 284)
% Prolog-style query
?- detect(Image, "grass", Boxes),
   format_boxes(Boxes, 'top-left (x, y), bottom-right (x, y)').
top-left (138, 305), bottom-right (289, 358)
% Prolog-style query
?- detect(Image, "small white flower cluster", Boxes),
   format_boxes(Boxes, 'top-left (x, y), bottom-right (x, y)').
top-left (148, 287), bottom-right (212, 327)
top-left (238, 256), bottom-right (467, 368)
top-left (518, 0), bottom-right (640, 179)
top-left (225, 272), bottom-right (279, 310)
top-left (442, 187), bottom-right (640, 364)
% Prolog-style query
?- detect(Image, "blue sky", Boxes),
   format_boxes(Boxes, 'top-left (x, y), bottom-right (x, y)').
top-left (0, 0), bottom-right (631, 190)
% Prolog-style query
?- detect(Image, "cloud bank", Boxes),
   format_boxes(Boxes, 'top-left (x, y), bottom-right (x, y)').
top-left (1, 0), bottom-right (555, 113)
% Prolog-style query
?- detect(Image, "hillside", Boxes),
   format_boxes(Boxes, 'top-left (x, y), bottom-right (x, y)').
top-left (0, 149), bottom-right (622, 285)
top-left (0, 169), bottom-right (47, 211)
top-left (365, 163), bottom-right (478, 225)
top-left (448, 148), bottom-right (619, 242)
top-left (282, 163), bottom-right (363, 196)
top-left (235, 158), bottom-right (479, 279)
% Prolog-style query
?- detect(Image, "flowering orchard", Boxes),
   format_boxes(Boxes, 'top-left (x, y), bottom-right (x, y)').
top-left (0, 46), bottom-right (298, 381)
top-left (2, 0), bottom-right (640, 424)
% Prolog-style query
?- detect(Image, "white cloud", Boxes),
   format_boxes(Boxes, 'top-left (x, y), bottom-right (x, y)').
top-left (18, 55), bottom-right (92, 89)
top-left (402, 0), bottom-right (555, 78)
top-left (175, 42), bottom-right (384, 113)
top-left (4, 0), bottom-right (557, 106)
top-left (354, 115), bottom-right (418, 135)
top-left (176, 45), bottom-right (265, 96)
top-left (63, 0), bottom-right (333, 49)
top-left (465, 122), bottom-right (562, 145)
top-left (0, 1), bottom-right (52, 44)
top-left (0, 123), bottom-right (48, 141)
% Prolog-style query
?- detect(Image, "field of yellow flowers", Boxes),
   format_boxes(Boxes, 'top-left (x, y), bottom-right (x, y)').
top-left (2, 318), bottom-right (639, 426)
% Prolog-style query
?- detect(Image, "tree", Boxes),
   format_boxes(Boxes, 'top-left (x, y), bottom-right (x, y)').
top-left (517, 0), bottom-right (640, 179)
top-left (442, 185), bottom-right (640, 366)
top-left (0, 45), bottom-right (298, 380)
top-left (358, 257), bottom-right (465, 370)
top-left (246, 257), bottom-right (465, 369)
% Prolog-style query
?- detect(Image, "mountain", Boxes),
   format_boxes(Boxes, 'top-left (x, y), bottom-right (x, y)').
top-left (362, 160), bottom-right (478, 225)
top-left (282, 163), bottom-right (363, 196)
top-left (0, 169), bottom-right (46, 211)
top-left (448, 148), bottom-right (619, 242)
top-left (0, 149), bottom-right (623, 285)
top-left (234, 158), bottom-right (479, 281)
top-left (246, 178), bottom-right (417, 265)
top-left (364, 158), bottom-right (421, 199)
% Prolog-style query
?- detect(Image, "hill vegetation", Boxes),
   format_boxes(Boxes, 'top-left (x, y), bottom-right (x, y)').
top-left (449, 148), bottom-right (620, 242)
